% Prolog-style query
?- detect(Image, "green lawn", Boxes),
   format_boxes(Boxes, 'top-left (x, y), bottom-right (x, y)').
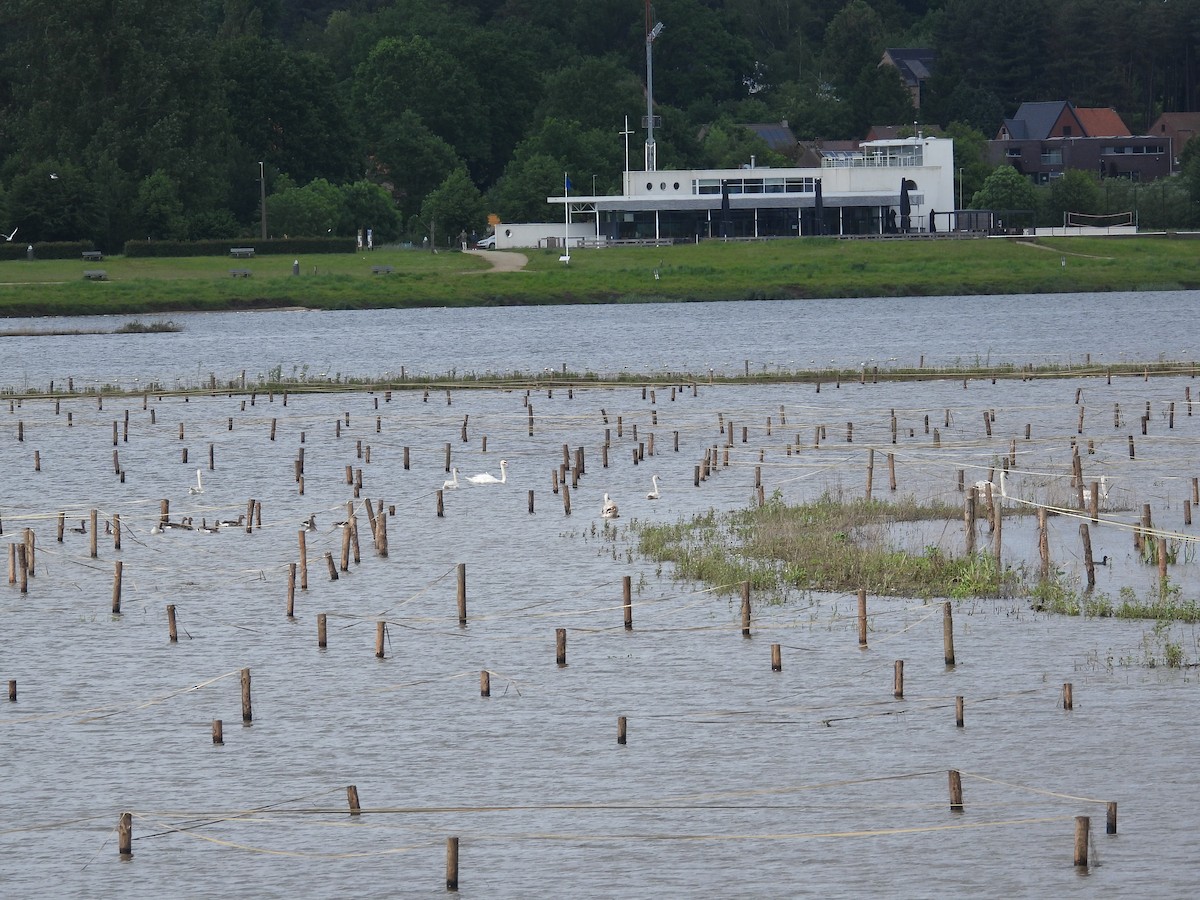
top-left (1, 235), bottom-right (1197, 317)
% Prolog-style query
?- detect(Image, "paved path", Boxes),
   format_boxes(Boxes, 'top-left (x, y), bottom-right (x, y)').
top-left (463, 249), bottom-right (528, 272)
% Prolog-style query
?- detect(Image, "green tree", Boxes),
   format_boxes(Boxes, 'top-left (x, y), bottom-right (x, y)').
top-left (1043, 169), bottom-right (1101, 224)
top-left (6, 162), bottom-right (98, 244)
top-left (367, 111), bottom-right (461, 221)
top-left (486, 154), bottom-right (566, 224)
top-left (339, 180), bottom-right (400, 242)
top-left (268, 177), bottom-right (343, 237)
top-left (944, 122), bottom-right (991, 208)
top-left (134, 170), bottom-right (188, 241)
top-left (418, 168), bottom-right (486, 248)
top-left (820, 0), bottom-right (885, 90)
top-left (970, 165), bottom-right (1037, 213)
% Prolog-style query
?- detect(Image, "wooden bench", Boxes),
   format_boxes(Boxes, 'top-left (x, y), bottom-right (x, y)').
top-left (229, 247), bottom-right (255, 259)
top-left (371, 265), bottom-right (394, 275)
top-left (83, 270), bottom-right (107, 280)
top-left (82, 250), bottom-right (103, 262)
top-left (228, 268), bottom-right (252, 278)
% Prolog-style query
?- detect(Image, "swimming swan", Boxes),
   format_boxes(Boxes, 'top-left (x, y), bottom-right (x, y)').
top-left (467, 460), bottom-right (508, 484)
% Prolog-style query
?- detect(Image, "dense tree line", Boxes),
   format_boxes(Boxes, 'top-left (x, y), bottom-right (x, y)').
top-left (2, 0), bottom-right (1199, 250)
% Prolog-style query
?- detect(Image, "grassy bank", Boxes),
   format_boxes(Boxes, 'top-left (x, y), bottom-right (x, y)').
top-left (1, 235), bottom-right (1198, 316)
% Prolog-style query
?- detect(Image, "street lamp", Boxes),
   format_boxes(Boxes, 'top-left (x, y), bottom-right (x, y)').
top-left (258, 161), bottom-right (267, 241)
top-left (592, 174), bottom-right (597, 196)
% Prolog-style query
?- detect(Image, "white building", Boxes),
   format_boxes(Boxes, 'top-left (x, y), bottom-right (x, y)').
top-left (548, 135), bottom-right (957, 242)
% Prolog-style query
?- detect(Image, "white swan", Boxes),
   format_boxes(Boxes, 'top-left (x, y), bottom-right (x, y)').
top-left (972, 469), bottom-right (1007, 499)
top-left (188, 469), bottom-right (204, 494)
top-left (646, 475), bottom-right (661, 500)
top-left (467, 459), bottom-right (508, 484)
top-left (601, 493), bottom-right (620, 519)
top-left (1082, 475), bottom-right (1110, 505)
top-left (442, 468), bottom-right (460, 490)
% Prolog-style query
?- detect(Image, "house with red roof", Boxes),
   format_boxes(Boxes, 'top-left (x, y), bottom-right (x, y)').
top-left (989, 101), bottom-right (1170, 182)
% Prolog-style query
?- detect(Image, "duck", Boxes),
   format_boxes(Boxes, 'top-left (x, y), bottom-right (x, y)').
top-left (198, 518), bottom-right (220, 533)
top-left (301, 514), bottom-right (317, 532)
top-left (646, 475), bottom-right (661, 500)
top-left (601, 493), bottom-right (620, 519)
top-left (70, 519), bottom-right (87, 534)
top-left (442, 467), bottom-right (460, 490)
top-left (188, 469), bottom-right (204, 495)
top-left (467, 460), bottom-right (508, 484)
top-left (217, 514), bottom-right (245, 528)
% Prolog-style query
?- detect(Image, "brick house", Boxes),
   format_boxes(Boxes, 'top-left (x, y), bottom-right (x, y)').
top-left (1146, 112), bottom-right (1200, 171)
top-left (879, 48), bottom-right (935, 109)
top-left (988, 100), bottom-right (1170, 182)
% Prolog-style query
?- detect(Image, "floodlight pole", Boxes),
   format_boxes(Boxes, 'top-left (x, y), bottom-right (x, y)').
top-left (259, 161), bottom-right (267, 241)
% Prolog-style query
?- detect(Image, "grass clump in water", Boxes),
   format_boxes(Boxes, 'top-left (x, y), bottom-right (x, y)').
top-left (635, 490), bottom-right (1022, 600)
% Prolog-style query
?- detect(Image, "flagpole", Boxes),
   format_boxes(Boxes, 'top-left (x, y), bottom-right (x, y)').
top-left (561, 172), bottom-right (571, 263)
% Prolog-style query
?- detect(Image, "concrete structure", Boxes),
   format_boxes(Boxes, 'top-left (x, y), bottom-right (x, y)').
top-left (548, 135), bottom-right (958, 242)
top-left (490, 222), bottom-right (593, 251)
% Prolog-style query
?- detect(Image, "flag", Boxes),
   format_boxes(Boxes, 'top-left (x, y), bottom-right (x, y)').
top-left (565, 174), bottom-right (573, 193)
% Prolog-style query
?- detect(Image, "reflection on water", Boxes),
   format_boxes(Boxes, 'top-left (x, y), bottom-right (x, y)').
top-left (1, 296), bottom-right (1198, 896)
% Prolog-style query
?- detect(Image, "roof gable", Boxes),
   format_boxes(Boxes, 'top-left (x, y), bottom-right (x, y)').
top-left (880, 48), bottom-right (936, 87)
top-left (1075, 107), bottom-right (1130, 137)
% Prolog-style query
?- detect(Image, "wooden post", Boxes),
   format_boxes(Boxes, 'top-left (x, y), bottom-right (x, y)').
top-left (7, 679), bottom-right (14, 701)
top-left (943, 601), bottom-right (955, 665)
top-left (375, 621), bottom-right (386, 658)
top-left (167, 604), bottom-right (178, 642)
top-left (112, 513), bottom-right (121, 550)
top-left (528, 489), bottom-right (535, 514)
top-left (1062, 682), bottom-right (1073, 711)
top-left (1038, 507), bottom-right (1050, 580)
top-left (480, 670), bottom-right (491, 697)
top-left (1106, 801), bottom-right (1117, 835)
top-left (955, 695), bottom-right (964, 728)
top-left (457, 563), bottom-right (467, 625)
top-left (857, 588), bottom-right (867, 647)
top-left (240, 667), bottom-right (252, 722)
top-left (771, 643), bottom-right (782, 671)
top-left (740, 581), bottom-right (751, 637)
top-left (212, 719), bottom-right (223, 745)
top-left (617, 715), bottom-right (627, 745)
top-left (446, 836), bottom-right (460, 891)
top-left (556, 628), bottom-right (567, 666)
top-left (1074, 816), bottom-right (1089, 867)
top-left (118, 812), bottom-right (133, 857)
top-left (347, 785), bottom-right (361, 816)
top-left (893, 659), bottom-right (904, 698)
top-left (865, 447), bottom-right (874, 499)
top-left (298, 530), bottom-right (308, 590)
top-left (623, 575), bottom-right (633, 630)
top-left (323, 551), bottom-right (338, 581)
top-left (1080, 523), bottom-right (1096, 587)
top-left (111, 561), bottom-right (123, 614)
top-left (89, 509), bottom-right (98, 558)
top-left (948, 769), bottom-right (963, 811)
top-left (317, 613), bottom-right (327, 648)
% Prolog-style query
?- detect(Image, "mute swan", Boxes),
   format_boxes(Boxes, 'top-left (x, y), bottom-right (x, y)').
top-left (646, 475), bottom-right (661, 500)
top-left (1081, 475), bottom-right (1110, 505)
top-left (467, 459), bottom-right (508, 485)
top-left (443, 468), bottom-right (460, 490)
top-left (972, 469), bottom-right (1008, 499)
top-left (188, 469), bottom-right (204, 494)
top-left (601, 493), bottom-right (620, 519)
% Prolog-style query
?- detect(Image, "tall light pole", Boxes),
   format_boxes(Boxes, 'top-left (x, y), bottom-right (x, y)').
top-left (259, 161), bottom-right (267, 241)
top-left (644, 2), bottom-right (664, 173)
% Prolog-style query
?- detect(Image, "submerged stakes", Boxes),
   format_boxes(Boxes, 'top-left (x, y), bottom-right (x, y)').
top-left (1, 364), bottom-right (1190, 892)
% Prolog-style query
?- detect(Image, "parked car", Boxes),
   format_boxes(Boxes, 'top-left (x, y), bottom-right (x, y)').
top-left (476, 234), bottom-right (496, 250)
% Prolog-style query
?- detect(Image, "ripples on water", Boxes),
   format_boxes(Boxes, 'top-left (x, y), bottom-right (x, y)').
top-left (1, 294), bottom-right (1198, 896)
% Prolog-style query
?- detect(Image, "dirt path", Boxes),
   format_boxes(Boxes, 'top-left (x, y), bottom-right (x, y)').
top-left (463, 249), bottom-right (528, 273)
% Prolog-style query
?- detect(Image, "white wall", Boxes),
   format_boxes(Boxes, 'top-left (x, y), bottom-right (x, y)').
top-left (494, 222), bottom-right (594, 250)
